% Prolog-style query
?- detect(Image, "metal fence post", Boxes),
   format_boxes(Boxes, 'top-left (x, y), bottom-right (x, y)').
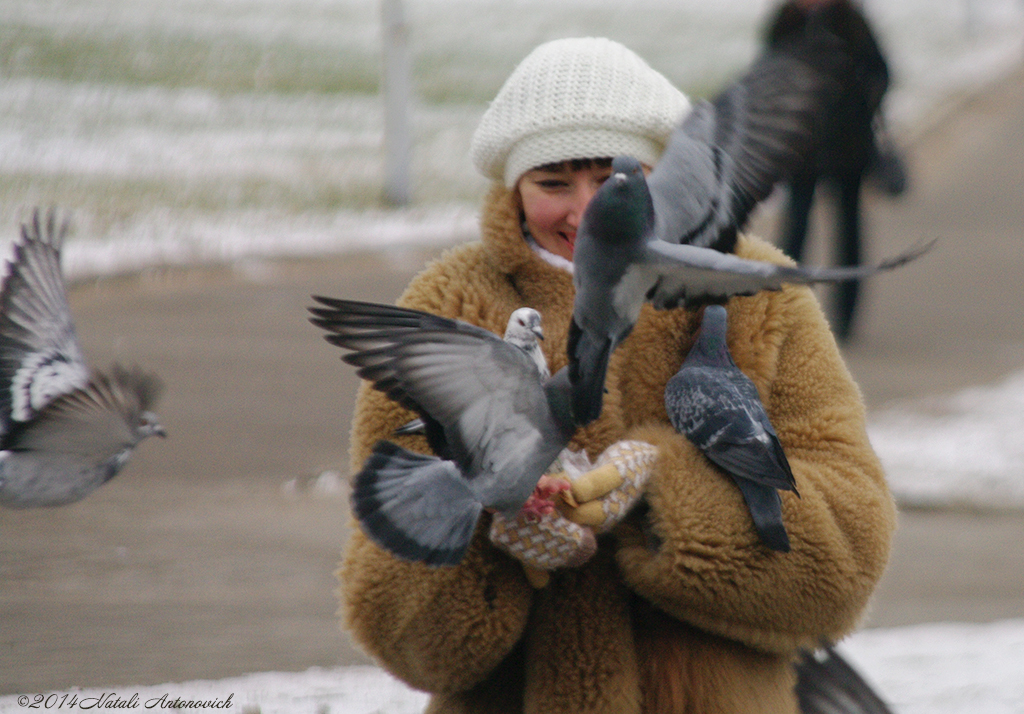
top-left (381, 0), bottom-right (412, 206)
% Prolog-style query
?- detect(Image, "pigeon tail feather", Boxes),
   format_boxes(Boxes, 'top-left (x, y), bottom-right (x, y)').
top-left (794, 645), bottom-right (895, 714)
top-left (351, 441), bottom-right (483, 566)
top-left (730, 475), bottom-right (790, 552)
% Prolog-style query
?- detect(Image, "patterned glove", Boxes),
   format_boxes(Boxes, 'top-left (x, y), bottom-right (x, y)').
top-left (489, 505), bottom-right (596, 588)
top-left (489, 441), bottom-right (658, 588)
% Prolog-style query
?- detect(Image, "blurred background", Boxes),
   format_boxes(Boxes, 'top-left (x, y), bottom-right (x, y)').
top-left (1, 0), bottom-right (1022, 271)
top-left (2, 0), bottom-right (1024, 708)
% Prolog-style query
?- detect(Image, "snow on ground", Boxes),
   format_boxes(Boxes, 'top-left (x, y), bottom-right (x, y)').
top-left (1, 619), bottom-right (1022, 714)
top-left (870, 370), bottom-right (1024, 510)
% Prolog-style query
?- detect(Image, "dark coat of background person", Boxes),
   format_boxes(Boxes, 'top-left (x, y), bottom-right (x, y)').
top-left (765, 0), bottom-right (900, 343)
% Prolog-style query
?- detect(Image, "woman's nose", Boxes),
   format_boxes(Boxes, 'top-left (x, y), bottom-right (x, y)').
top-left (567, 183), bottom-right (600, 227)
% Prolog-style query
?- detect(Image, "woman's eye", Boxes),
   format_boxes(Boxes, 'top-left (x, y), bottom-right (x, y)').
top-left (538, 180), bottom-right (568, 189)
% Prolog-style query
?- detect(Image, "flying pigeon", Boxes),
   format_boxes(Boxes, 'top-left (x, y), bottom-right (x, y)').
top-left (0, 208), bottom-right (165, 508)
top-left (308, 297), bottom-right (575, 566)
top-left (394, 306), bottom-right (548, 437)
top-left (650, 30), bottom-right (851, 255)
top-left (665, 305), bottom-right (795, 552)
top-left (568, 156), bottom-right (933, 425)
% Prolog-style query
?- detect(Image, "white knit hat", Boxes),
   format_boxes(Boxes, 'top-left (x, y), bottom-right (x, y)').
top-left (470, 37), bottom-right (690, 187)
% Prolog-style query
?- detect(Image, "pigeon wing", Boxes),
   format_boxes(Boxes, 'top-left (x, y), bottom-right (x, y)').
top-left (649, 33), bottom-right (846, 252)
top-left (310, 299), bottom-right (553, 483)
top-left (345, 330), bottom-right (551, 481)
top-left (351, 441), bottom-right (484, 566)
top-left (666, 365), bottom-right (794, 492)
top-left (2, 374), bottom-right (137, 461)
top-left (642, 238), bottom-right (934, 309)
top-left (310, 297), bottom-right (504, 456)
top-left (0, 209), bottom-right (90, 434)
top-left (309, 296), bottom-right (497, 343)
top-left (700, 369), bottom-right (796, 493)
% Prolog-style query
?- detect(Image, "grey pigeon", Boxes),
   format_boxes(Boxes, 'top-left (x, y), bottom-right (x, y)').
top-left (0, 209), bottom-right (165, 508)
top-left (568, 156), bottom-right (932, 425)
top-left (308, 297), bottom-right (575, 566)
top-left (795, 645), bottom-right (896, 714)
top-left (665, 305), bottom-right (795, 552)
top-left (394, 306), bottom-right (548, 437)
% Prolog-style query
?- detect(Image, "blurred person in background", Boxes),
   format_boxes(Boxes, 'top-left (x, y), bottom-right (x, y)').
top-left (765, 0), bottom-right (906, 343)
top-left (338, 37), bottom-right (895, 713)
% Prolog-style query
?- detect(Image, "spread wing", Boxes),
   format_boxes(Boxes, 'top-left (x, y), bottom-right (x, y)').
top-left (310, 298), bottom-right (552, 478)
top-left (641, 238), bottom-right (934, 309)
top-left (0, 208), bottom-right (90, 435)
top-left (2, 373), bottom-right (137, 459)
top-left (649, 31), bottom-right (847, 253)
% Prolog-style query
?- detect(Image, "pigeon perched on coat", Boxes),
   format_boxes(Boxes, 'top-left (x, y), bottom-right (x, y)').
top-left (568, 156), bottom-right (933, 425)
top-left (0, 209), bottom-right (165, 508)
top-left (394, 306), bottom-right (548, 438)
top-left (665, 305), bottom-right (795, 552)
top-left (308, 297), bottom-right (575, 566)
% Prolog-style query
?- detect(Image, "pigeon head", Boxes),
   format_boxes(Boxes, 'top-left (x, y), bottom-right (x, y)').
top-left (690, 305), bottom-right (730, 361)
top-left (505, 307), bottom-right (544, 343)
top-left (107, 366), bottom-right (167, 442)
top-left (577, 155), bottom-right (654, 247)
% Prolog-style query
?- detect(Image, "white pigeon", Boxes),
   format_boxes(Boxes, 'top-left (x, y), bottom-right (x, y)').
top-left (0, 209), bottom-right (165, 508)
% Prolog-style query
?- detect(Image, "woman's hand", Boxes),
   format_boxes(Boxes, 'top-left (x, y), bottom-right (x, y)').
top-left (490, 441), bottom-right (658, 588)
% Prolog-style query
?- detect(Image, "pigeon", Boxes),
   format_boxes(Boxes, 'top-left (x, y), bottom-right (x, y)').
top-left (308, 297), bottom-right (575, 566)
top-left (665, 305), bottom-right (795, 552)
top-left (568, 155), bottom-right (933, 425)
top-left (394, 306), bottom-right (548, 437)
top-left (566, 30), bottom-right (930, 426)
top-left (795, 644), bottom-right (896, 714)
top-left (0, 208), bottom-right (165, 509)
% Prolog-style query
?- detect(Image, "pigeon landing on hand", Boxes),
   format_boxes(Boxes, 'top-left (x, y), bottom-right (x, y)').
top-left (568, 156), bottom-right (933, 425)
top-left (394, 306), bottom-right (548, 437)
top-left (665, 305), bottom-right (795, 552)
top-left (0, 209), bottom-right (165, 508)
top-left (308, 297), bottom-right (576, 566)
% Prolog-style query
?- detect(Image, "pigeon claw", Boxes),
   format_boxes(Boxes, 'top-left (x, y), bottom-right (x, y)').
top-left (520, 475), bottom-right (573, 521)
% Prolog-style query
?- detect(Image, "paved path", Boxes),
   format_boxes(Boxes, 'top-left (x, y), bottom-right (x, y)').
top-left (3, 65), bottom-right (1024, 693)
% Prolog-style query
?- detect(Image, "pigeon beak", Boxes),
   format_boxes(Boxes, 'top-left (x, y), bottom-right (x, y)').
top-left (141, 411), bottom-right (167, 438)
top-left (532, 325), bottom-right (545, 341)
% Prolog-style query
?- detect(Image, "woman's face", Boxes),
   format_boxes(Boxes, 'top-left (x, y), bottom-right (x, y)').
top-left (517, 160), bottom-right (614, 261)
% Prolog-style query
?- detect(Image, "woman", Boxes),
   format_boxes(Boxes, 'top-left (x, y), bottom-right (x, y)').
top-left (339, 37), bottom-right (895, 713)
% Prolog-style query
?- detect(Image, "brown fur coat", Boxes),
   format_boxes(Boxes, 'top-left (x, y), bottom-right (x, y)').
top-left (338, 184), bottom-right (896, 713)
